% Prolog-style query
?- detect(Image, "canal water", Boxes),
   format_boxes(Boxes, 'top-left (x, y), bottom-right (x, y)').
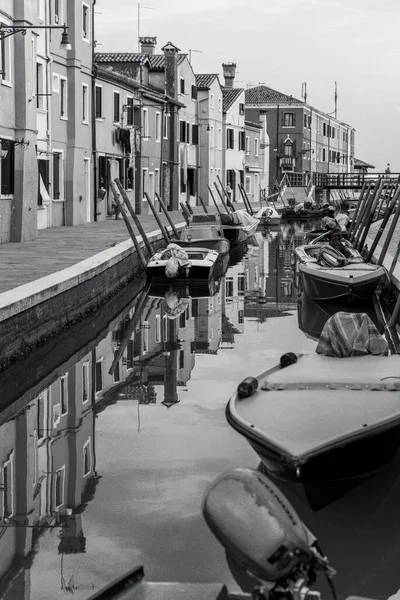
top-left (0, 221), bottom-right (399, 600)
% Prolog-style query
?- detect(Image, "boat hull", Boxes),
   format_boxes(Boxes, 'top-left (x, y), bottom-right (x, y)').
top-left (227, 354), bottom-right (400, 483)
top-left (222, 221), bottom-right (259, 244)
top-left (147, 264), bottom-right (214, 281)
top-left (259, 216), bottom-right (281, 227)
top-left (175, 238), bottom-right (230, 255)
top-left (299, 263), bottom-right (384, 302)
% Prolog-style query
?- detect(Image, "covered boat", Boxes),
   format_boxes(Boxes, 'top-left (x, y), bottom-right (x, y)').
top-left (255, 205), bottom-right (281, 226)
top-left (220, 210), bottom-right (259, 244)
top-left (226, 312), bottom-right (400, 483)
top-left (295, 243), bottom-right (385, 302)
top-left (147, 243), bottom-right (219, 281)
top-left (177, 214), bottom-right (230, 256)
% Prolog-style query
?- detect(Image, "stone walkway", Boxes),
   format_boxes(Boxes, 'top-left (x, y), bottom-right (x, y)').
top-left (0, 212), bottom-right (185, 295)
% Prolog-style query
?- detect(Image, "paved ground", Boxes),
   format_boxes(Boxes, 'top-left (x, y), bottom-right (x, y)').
top-left (369, 216), bottom-right (400, 258)
top-left (0, 212), bottom-right (186, 294)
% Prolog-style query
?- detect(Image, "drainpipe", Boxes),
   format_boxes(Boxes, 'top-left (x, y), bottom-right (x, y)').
top-left (275, 104), bottom-right (280, 184)
top-left (91, 0), bottom-right (98, 222)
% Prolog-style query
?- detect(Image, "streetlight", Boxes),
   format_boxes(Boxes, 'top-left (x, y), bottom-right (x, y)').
top-left (0, 23), bottom-right (72, 51)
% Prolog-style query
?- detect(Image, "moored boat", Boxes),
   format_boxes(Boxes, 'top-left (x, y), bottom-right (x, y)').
top-left (226, 348), bottom-right (400, 483)
top-left (294, 243), bottom-right (385, 302)
top-left (220, 210), bottom-right (259, 244)
top-left (147, 243), bottom-right (219, 281)
top-left (176, 214), bottom-right (230, 256)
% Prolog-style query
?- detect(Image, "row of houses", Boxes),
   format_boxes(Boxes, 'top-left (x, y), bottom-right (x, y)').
top-left (0, 0), bottom-right (356, 243)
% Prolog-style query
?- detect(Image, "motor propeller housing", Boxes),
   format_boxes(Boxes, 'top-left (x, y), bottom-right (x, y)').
top-left (202, 468), bottom-right (333, 585)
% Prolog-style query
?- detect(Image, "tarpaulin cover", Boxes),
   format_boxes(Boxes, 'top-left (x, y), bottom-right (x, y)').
top-left (255, 206), bottom-right (280, 219)
top-left (316, 311), bottom-right (389, 358)
top-left (161, 243), bottom-right (190, 278)
top-left (235, 210), bottom-right (259, 228)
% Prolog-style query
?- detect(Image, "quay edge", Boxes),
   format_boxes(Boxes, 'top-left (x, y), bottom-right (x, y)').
top-left (0, 224), bottom-right (185, 369)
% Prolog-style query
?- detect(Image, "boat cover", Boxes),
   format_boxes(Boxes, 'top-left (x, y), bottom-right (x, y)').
top-left (316, 312), bottom-right (389, 358)
top-left (163, 290), bottom-right (191, 319)
top-left (160, 243), bottom-right (190, 278)
top-left (255, 206), bottom-right (280, 219)
top-left (235, 210), bottom-right (260, 228)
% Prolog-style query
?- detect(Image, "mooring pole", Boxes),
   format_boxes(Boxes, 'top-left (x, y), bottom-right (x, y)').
top-left (239, 183), bottom-right (254, 215)
top-left (366, 185), bottom-right (400, 262)
top-left (389, 240), bottom-right (400, 275)
top-left (198, 196), bottom-right (208, 214)
top-left (145, 192), bottom-right (171, 244)
top-left (110, 181), bottom-right (147, 269)
top-left (213, 182), bottom-right (231, 214)
top-left (115, 179), bottom-right (154, 257)
top-left (216, 175), bottom-right (235, 211)
top-left (353, 178), bottom-right (383, 249)
top-left (349, 182), bottom-right (373, 242)
top-left (377, 185), bottom-right (400, 265)
top-left (180, 202), bottom-right (191, 225)
top-left (155, 192), bottom-right (179, 239)
top-left (207, 185), bottom-right (222, 216)
top-left (357, 179), bottom-right (387, 251)
top-left (185, 200), bottom-right (194, 215)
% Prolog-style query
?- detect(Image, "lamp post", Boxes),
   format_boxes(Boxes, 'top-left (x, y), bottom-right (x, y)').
top-left (0, 23), bottom-right (72, 50)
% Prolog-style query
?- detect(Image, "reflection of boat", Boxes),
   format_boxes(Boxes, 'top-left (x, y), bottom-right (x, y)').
top-left (295, 243), bottom-right (385, 303)
top-left (220, 210), bottom-right (259, 244)
top-left (147, 245), bottom-right (219, 281)
top-left (226, 352), bottom-right (400, 483)
top-left (177, 214), bottom-right (230, 256)
top-left (229, 240), bottom-right (249, 266)
top-left (148, 278), bottom-right (222, 299)
top-left (282, 207), bottom-right (323, 220)
top-left (297, 293), bottom-right (385, 341)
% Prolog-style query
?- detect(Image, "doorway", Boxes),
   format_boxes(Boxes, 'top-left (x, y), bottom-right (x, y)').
top-left (84, 157), bottom-right (91, 222)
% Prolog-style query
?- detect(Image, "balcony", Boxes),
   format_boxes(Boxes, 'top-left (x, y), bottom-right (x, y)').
top-left (279, 156), bottom-right (296, 171)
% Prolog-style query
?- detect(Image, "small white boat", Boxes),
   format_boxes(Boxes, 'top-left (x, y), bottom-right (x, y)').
top-left (255, 205), bottom-right (281, 226)
top-left (227, 351), bottom-right (400, 483)
top-left (295, 243), bottom-right (386, 302)
top-left (147, 243), bottom-right (219, 281)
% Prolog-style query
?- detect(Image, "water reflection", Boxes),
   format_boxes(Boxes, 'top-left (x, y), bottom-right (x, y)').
top-left (5, 221), bottom-right (398, 599)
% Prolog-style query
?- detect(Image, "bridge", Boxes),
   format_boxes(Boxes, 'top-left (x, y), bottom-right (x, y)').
top-left (286, 172), bottom-right (400, 190)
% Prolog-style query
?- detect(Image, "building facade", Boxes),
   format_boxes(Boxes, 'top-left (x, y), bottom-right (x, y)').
top-left (221, 63), bottom-right (246, 203)
top-left (195, 74), bottom-right (224, 207)
top-left (245, 85), bottom-right (355, 192)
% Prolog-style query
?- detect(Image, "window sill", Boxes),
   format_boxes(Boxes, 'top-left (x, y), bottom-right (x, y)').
top-left (60, 116), bottom-right (68, 121)
top-left (52, 198), bottom-right (65, 203)
top-left (0, 195), bottom-right (13, 200)
top-left (82, 36), bottom-right (91, 43)
top-left (282, 126), bottom-right (295, 129)
top-left (1, 80), bottom-right (13, 88)
top-left (82, 120), bottom-right (89, 125)
top-left (96, 117), bottom-right (105, 122)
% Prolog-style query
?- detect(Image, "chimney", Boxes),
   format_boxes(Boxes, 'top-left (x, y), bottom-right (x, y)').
top-left (222, 62), bottom-right (237, 88)
top-left (139, 36), bottom-right (157, 55)
top-left (162, 41), bottom-right (180, 99)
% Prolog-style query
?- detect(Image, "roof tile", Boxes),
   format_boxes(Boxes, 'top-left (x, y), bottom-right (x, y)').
top-left (195, 74), bottom-right (219, 89)
top-left (222, 87), bottom-right (244, 112)
top-left (245, 85), bottom-right (302, 105)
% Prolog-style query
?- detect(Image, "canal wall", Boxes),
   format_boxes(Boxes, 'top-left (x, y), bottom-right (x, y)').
top-left (0, 226), bottom-right (183, 370)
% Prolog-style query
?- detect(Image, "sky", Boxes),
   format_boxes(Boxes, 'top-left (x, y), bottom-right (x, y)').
top-left (95, 0), bottom-right (400, 172)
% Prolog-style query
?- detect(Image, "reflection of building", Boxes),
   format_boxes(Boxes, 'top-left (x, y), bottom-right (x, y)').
top-left (222, 262), bottom-right (245, 345)
top-left (0, 354), bottom-right (98, 596)
top-left (192, 288), bottom-right (223, 354)
top-left (264, 227), bottom-right (305, 307)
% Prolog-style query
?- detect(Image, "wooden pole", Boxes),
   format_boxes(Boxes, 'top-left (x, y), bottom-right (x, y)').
top-left (357, 178), bottom-right (386, 251)
top-left (377, 187), bottom-right (400, 265)
top-left (207, 185), bottom-right (222, 216)
top-left (198, 196), bottom-right (208, 214)
top-left (110, 181), bottom-right (147, 269)
top-left (353, 178), bottom-right (383, 248)
top-left (185, 200), bottom-right (194, 215)
top-left (348, 181), bottom-right (367, 238)
top-left (180, 202), bottom-right (191, 225)
top-left (155, 192), bottom-right (179, 238)
top-left (350, 181), bottom-right (375, 242)
top-left (213, 181), bottom-right (231, 214)
top-left (366, 185), bottom-right (400, 262)
top-left (216, 174), bottom-right (235, 211)
top-left (144, 192), bottom-right (171, 244)
top-left (108, 286), bottom-right (150, 375)
top-left (115, 179), bottom-right (154, 257)
top-left (238, 183), bottom-right (254, 215)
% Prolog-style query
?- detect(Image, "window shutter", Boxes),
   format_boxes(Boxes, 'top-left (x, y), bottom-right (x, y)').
top-left (293, 113), bottom-right (296, 126)
top-left (186, 122), bottom-right (190, 143)
top-left (281, 113), bottom-right (286, 126)
top-left (192, 124), bottom-right (199, 145)
top-left (191, 85), bottom-right (198, 100)
top-left (53, 153), bottom-right (60, 199)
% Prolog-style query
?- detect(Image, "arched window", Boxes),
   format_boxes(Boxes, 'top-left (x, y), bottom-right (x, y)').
top-left (283, 140), bottom-right (293, 157)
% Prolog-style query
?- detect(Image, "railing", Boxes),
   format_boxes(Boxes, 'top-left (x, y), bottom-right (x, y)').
top-left (313, 172), bottom-right (400, 189)
top-left (286, 173), bottom-right (307, 187)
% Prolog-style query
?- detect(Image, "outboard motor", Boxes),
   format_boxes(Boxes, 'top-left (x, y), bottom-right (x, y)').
top-left (202, 468), bottom-right (336, 600)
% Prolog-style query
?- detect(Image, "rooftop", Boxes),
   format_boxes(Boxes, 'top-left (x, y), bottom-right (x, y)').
top-left (245, 85), bottom-right (303, 105)
top-left (95, 52), bottom-right (148, 64)
top-left (354, 158), bottom-right (375, 169)
top-left (195, 74), bottom-right (219, 90)
top-left (222, 87), bottom-right (244, 112)
top-left (148, 53), bottom-right (188, 70)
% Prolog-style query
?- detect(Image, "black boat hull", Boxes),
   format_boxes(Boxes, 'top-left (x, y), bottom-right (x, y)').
top-left (226, 404), bottom-right (400, 483)
top-left (300, 268), bottom-right (382, 302)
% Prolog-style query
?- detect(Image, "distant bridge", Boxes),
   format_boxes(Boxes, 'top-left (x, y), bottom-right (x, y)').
top-left (286, 172), bottom-right (400, 190)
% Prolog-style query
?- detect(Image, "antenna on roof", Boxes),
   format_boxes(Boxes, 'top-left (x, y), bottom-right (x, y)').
top-left (301, 82), bottom-right (307, 104)
top-left (334, 81), bottom-right (338, 118)
top-left (137, 3), bottom-right (157, 52)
